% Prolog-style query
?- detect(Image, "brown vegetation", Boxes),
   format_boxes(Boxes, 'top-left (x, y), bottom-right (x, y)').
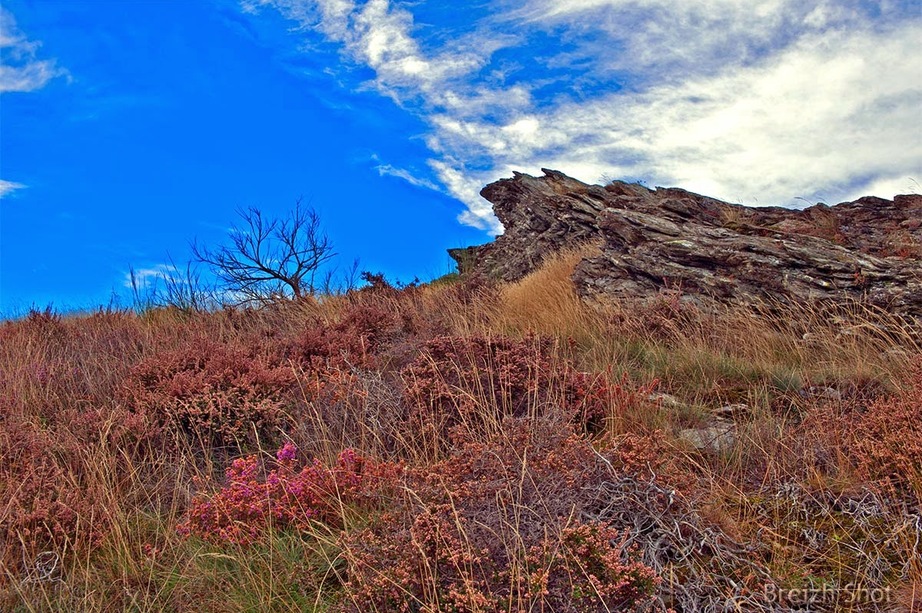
top-left (1, 252), bottom-right (919, 611)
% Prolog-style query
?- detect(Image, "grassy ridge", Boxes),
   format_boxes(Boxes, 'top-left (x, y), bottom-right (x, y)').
top-left (2, 253), bottom-right (920, 611)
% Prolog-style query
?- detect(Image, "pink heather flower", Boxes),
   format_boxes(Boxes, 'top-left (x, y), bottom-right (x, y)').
top-left (276, 442), bottom-right (298, 463)
top-left (339, 448), bottom-right (357, 465)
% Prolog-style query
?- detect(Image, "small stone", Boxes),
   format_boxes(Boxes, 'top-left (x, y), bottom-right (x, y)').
top-left (714, 403), bottom-right (748, 420)
top-left (802, 386), bottom-right (843, 401)
top-left (649, 392), bottom-right (684, 408)
top-left (679, 424), bottom-right (737, 454)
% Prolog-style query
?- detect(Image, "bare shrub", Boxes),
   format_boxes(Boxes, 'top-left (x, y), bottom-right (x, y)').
top-left (193, 200), bottom-right (335, 304)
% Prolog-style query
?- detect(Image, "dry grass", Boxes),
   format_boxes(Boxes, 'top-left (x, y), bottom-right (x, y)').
top-left (2, 257), bottom-right (920, 612)
top-left (496, 242), bottom-right (603, 341)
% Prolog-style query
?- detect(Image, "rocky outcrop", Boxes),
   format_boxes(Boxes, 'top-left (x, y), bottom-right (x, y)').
top-left (449, 170), bottom-right (617, 280)
top-left (449, 169), bottom-right (922, 315)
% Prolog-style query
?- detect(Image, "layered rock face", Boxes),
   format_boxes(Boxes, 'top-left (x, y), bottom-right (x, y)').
top-left (449, 169), bottom-right (922, 315)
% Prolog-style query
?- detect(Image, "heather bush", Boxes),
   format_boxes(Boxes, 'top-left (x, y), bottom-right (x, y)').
top-left (853, 357), bottom-right (922, 502)
top-left (0, 310), bottom-right (158, 579)
top-left (0, 418), bottom-right (104, 568)
top-left (794, 356), bottom-right (922, 503)
top-left (401, 334), bottom-right (550, 423)
top-left (401, 334), bottom-right (646, 442)
top-left (341, 419), bottom-right (661, 612)
top-left (122, 337), bottom-right (296, 449)
top-left (557, 522), bottom-right (659, 609)
top-left (288, 300), bottom-right (405, 365)
top-left (0, 405), bottom-right (155, 578)
top-left (178, 443), bottom-right (402, 545)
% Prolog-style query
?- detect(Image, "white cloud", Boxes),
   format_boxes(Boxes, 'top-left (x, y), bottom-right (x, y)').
top-left (428, 159), bottom-right (504, 232)
top-left (462, 23), bottom-right (922, 206)
top-left (247, 0), bottom-right (922, 229)
top-left (509, 0), bottom-right (905, 82)
top-left (842, 174), bottom-right (922, 204)
top-left (375, 163), bottom-right (440, 191)
top-left (0, 7), bottom-right (66, 93)
top-left (124, 264), bottom-right (177, 290)
top-left (0, 179), bottom-right (26, 198)
top-left (247, 0), bottom-right (492, 101)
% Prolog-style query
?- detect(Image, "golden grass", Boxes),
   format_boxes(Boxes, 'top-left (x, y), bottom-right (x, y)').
top-left (495, 242), bottom-right (603, 341)
top-left (458, 243), bottom-right (917, 405)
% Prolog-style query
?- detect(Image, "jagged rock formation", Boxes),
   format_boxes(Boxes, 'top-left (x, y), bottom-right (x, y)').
top-left (449, 169), bottom-right (922, 315)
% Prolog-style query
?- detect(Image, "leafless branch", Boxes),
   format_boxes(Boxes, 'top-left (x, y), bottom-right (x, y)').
top-left (192, 199), bottom-right (335, 304)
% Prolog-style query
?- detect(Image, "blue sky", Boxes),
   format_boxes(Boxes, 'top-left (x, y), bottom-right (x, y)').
top-left (2, 0), bottom-right (920, 314)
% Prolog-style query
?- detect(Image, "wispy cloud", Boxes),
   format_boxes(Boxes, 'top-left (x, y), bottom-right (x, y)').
top-left (0, 179), bottom-right (26, 199)
top-left (124, 264), bottom-right (177, 290)
top-left (244, 0), bottom-right (503, 103)
top-left (0, 7), bottom-right (66, 93)
top-left (374, 162), bottom-right (441, 191)
top-left (245, 0), bottom-right (922, 230)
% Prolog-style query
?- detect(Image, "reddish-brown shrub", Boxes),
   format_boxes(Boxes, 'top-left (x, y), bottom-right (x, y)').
top-left (0, 309), bottom-right (146, 420)
top-left (0, 418), bottom-right (101, 563)
top-left (0, 310), bottom-right (161, 578)
top-left (177, 443), bottom-right (402, 545)
top-left (401, 334), bottom-right (643, 441)
top-left (9, 307), bottom-right (68, 340)
top-left (334, 301), bottom-right (402, 350)
top-left (401, 335), bottom-right (551, 422)
top-left (122, 337), bottom-right (296, 449)
top-left (341, 419), bottom-right (661, 611)
top-left (0, 406), bottom-right (152, 575)
top-left (853, 358), bottom-right (922, 501)
top-left (276, 301), bottom-right (403, 375)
